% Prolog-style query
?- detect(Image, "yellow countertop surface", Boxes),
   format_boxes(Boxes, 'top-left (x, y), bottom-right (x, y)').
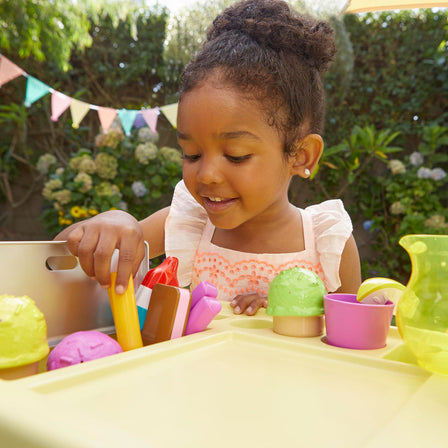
top-left (1, 303), bottom-right (447, 448)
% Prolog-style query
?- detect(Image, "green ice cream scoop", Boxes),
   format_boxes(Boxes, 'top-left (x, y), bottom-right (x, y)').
top-left (0, 295), bottom-right (49, 369)
top-left (267, 267), bottom-right (326, 317)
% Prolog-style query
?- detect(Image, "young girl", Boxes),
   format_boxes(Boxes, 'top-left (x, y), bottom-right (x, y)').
top-left (56, 0), bottom-right (361, 316)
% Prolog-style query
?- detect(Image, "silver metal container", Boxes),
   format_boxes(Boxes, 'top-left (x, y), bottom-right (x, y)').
top-left (0, 241), bottom-right (149, 345)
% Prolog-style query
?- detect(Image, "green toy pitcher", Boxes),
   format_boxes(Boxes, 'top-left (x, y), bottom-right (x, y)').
top-left (396, 234), bottom-right (448, 375)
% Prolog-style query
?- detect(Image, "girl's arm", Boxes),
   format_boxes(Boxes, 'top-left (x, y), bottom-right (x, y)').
top-left (55, 207), bottom-right (170, 293)
top-left (336, 234), bottom-right (362, 294)
top-left (139, 207), bottom-right (170, 259)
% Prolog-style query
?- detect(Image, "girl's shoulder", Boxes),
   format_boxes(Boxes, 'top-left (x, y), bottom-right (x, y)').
top-left (303, 199), bottom-right (353, 233)
top-left (167, 180), bottom-right (208, 220)
top-left (301, 199), bottom-right (353, 292)
top-left (165, 180), bottom-right (208, 286)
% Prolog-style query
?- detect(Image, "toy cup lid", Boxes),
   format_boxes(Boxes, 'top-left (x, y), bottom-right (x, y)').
top-left (267, 267), bottom-right (326, 317)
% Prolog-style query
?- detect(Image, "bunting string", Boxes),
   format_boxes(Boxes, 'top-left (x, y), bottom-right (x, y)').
top-left (0, 54), bottom-right (178, 134)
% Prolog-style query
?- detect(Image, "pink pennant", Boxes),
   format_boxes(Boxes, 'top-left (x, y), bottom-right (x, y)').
top-left (141, 108), bottom-right (159, 133)
top-left (51, 92), bottom-right (72, 121)
top-left (98, 107), bottom-right (118, 133)
top-left (0, 55), bottom-right (24, 87)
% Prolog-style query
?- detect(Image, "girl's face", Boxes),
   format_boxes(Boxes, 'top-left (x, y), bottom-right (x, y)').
top-left (177, 76), bottom-right (295, 231)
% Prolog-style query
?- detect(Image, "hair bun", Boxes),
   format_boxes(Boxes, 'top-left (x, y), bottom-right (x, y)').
top-left (207, 0), bottom-right (335, 73)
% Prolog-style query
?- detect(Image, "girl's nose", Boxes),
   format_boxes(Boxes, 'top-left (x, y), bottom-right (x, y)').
top-left (196, 156), bottom-right (223, 184)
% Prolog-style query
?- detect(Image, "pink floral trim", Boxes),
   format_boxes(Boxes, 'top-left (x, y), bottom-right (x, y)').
top-left (192, 251), bottom-right (325, 300)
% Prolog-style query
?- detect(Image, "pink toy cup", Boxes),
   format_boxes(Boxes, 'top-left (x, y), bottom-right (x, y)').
top-left (323, 293), bottom-right (394, 350)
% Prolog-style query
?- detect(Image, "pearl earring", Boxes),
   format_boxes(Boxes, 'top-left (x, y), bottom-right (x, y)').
top-left (304, 168), bottom-right (311, 177)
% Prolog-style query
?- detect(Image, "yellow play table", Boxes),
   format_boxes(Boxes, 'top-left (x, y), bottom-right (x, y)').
top-left (1, 301), bottom-right (448, 448)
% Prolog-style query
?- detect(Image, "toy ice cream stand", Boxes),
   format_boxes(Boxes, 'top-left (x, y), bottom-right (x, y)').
top-left (1, 231), bottom-right (448, 448)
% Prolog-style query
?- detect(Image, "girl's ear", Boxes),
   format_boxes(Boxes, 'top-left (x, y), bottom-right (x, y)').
top-left (289, 134), bottom-right (324, 178)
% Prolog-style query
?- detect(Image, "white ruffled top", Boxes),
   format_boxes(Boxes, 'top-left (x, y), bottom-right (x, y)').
top-left (165, 181), bottom-right (353, 301)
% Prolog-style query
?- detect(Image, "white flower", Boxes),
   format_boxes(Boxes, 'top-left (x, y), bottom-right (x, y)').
top-left (417, 167), bottom-right (432, 179)
top-left (36, 153), bottom-right (57, 175)
top-left (390, 201), bottom-right (406, 215)
top-left (138, 127), bottom-right (159, 143)
top-left (424, 214), bottom-right (447, 229)
top-left (74, 172), bottom-right (93, 193)
top-left (431, 167), bottom-right (447, 181)
top-left (117, 201), bottom-right (128, 212)
top-left (131, 181), bottom-right (147, 198)
top-left (388, 159), bottom-right (406, 175)
top-left (42, 178), bottom-right (63, 200)
top-left (135, 143), bottom-right (158, 164)
top-left (409, 151), bottom-right (423, 167)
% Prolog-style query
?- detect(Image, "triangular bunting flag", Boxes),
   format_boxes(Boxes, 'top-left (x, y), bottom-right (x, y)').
top-left (117, 109), bottom-right (138, 136)
top-left (141, 108), bottom-right (159, 133)
top-left (51, 92), bottom-right (72, 121)
top-left (160, 103), bottom-right (178, 129)
top-left (0, 55), bottom-right (24, 87)
top-left (70, 99), bottom-right (91, 129)
top-left (133, 112), bottom-right (146, 129)
top-left (24, 76), bottom-right (51, 107)
top-left (98, 107), bottom-right (118, 133)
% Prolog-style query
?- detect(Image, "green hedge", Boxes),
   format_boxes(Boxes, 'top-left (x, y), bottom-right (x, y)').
top-left (1, 7), bottom-right (447, 282)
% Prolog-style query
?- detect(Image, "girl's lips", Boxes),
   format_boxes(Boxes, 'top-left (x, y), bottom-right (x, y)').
top-left (202, 197), bottom-right (237, 212)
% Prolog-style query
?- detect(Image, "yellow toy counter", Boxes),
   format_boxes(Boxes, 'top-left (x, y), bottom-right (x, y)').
top-left (1, 241), bottom-right (447, 448)
top-left (1, 302), bottom-right (448, 448)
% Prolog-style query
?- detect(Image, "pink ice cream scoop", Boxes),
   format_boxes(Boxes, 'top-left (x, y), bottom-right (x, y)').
top-left (47, 330), bottom-right (123, 371)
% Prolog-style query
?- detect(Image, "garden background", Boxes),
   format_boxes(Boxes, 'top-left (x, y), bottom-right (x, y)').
top-left (0, 0), bottom-right (447, 283)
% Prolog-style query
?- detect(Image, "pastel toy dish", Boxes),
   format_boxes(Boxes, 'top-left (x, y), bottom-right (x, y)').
top-left (266, 267), bottom-right (326, 337)
top-left (135, 256), bottom-right (179, 330)
top-left (324, 293), bottom-right (394, 350)
top-left (0, 294), bottom-right (50, 380)
top-left (185, 281), bottom-right (221, 335)
top-left (141, 284), bottom-right (192, 345)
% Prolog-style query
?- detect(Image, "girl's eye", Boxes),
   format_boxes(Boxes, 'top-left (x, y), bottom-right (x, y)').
top-left (226, 154), bottom-right (251, 163)
top-left (182, 154), bottom-right (201, 162)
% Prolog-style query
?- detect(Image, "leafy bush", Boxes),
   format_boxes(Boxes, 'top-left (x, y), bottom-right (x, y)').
top-left (39, 126), bottom-right (182, 237)
top-left (325, 9), bottom-right (448, 147)
top-left (365, 124), bottom-right (448, 281)
top-left (313, 124), bottom-right (447, 282)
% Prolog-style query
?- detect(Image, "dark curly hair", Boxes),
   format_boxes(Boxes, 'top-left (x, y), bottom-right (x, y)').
top-left (179, 0), bottom-right (336, 157)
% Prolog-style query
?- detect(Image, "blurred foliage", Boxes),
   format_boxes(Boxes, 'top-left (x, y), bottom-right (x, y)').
top-left (164, 0), bottom-right (237, 88)
top-left (0, 2), bottom-right (172, 234)
top-left (309, 122), bottom-right (447, 283)
top-left (163, 0), bottom-right (354, 96)
top-left (39, 126), bottom-right (182, 237)
top-left (0, 0), bottom-right (148, 72)
top-left (312, 125), bottom-right (402, 200)
top-left (324, 9), bottom-right (448, 146)
top-left (0, 3), bottom-right (447, 281)
top-left (368, 124), bottom-right (447, 281)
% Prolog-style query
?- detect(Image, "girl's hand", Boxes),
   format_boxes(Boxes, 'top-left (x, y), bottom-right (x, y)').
top-left (230, 294), bottom-right (268, 316)
top-left (55, 210), bottom-right (145, 293)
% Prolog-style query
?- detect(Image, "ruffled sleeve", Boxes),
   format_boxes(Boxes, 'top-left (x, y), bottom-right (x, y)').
top-left (305, 200), bottom-right (353, 293)
top-left (165, 180), bottom-right (208, 287)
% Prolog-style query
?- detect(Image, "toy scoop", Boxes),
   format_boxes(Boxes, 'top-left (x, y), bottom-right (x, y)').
top-left (47, 330), bottom-right (123, 371)
top-left (0, 294), bottom-right (49, 379)
top-left (267, 267), bottom-right (326, 337)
